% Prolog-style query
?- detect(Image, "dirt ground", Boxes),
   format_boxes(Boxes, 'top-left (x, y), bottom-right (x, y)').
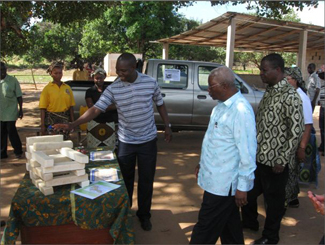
top-left (0, 83), bottom-right (324, 244)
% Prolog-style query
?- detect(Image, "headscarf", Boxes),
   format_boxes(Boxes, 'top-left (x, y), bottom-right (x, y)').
top-left (284, 67), bottom-right (307, 93)
top-left (91, 68), bottom-right (107, 77)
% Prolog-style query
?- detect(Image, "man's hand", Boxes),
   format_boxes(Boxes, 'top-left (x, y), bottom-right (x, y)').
top-left (272, 164), bottom-right (284, 174)
top-left (53, 123), bottom-right (71, 133)
top-left (195, 164), bottom-right (200, 180)
top-left (297, 147), bottom-right (306, 163)
top-left (308, 191), bottom-right (325, 215)
top-left (164, 127), bottom-right (172, 143)
top-left (18, 109), bottom-right (23, 119)
top-left (235, 190), bottom-right (247, 207)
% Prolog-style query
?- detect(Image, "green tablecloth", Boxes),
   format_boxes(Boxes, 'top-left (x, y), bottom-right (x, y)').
top-left (1, 160), bottom-right (134, 244)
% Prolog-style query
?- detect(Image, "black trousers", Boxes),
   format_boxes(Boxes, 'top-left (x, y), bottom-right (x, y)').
top-left (241, 163), bottom-right (288, 244)
top-left (1, 121), bottom-right (23, 157)
top-left (117, 138), bottom-right (157, 220)
top-left (190, 191), bottom-right (244, 244)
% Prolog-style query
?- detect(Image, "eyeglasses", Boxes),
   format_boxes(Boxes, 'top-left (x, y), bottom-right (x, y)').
top-left (208, 83), bottom-right (219, 89)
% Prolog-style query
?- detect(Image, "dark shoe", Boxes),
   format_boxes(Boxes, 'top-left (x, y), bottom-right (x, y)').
top-left (288, 199), bottom-right (299, 208)
top-left (139, 218), bottom-right (152, 231)
top-left (242, 222), bottom-right (259, 231)
top-left (14, 153), bottom-right (23, 159)
top-left (253, 237), bottom-right (275, 244)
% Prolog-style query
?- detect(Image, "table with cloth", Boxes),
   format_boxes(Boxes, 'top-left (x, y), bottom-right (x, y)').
top-left (1, 158), bottom-right (134, 244)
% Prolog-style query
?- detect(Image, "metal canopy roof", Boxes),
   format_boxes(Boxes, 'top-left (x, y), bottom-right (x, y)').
top-left (156, 12), bottom-right (325, 53)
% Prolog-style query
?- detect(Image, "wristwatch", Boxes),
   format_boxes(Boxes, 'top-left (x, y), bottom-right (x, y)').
top-left (165, 123), bottom-right (172, 128)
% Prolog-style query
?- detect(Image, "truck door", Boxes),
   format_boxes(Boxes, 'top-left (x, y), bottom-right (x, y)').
top-left (192, 65), bottom-right (219, 126)
top-left (153, 61), bottom-right (193, 127)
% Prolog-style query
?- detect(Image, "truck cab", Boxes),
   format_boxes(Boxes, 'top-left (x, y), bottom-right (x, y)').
top-left (145, 59), bottom-right (264, 131)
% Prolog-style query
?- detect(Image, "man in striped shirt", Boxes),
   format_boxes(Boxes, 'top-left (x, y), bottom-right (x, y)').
top-left (55, 53), bottom-right (172, 231)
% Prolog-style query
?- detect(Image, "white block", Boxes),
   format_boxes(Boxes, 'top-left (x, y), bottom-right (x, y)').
top-left (32, 151), bottom-right (54, 167)
top-left (51, 155), bottom-right (74, 163)
top-left (33, 141), bottom-right (73, 151)
top-left (41, 161), bottom-right (85, 174)
top-left (26, 135), bottom-right (63, 146)
top-left (71, 169), bottom-right (86, 176)
top-left (26, 162), bottom-right (31, 171)
top-left (78, 180), bottom-right (90, 187)
top-left (43, 173), bottom-right (88, 187)
top-left (60, 147), bottom-right (89, 163)
top-left (33, 167), bottom-right (53, 181)
top-left (30, 159), bottom-right (41, 168)
top-left (29, 145), bottom-right (58, 155)
top-left (25, 152), bottom-right (31, 159)
top-left (38, 183), bottom-right (54, 196)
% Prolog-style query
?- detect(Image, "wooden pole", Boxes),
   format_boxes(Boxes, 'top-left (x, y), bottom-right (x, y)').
top-left (31, 68), bottom-right (37, 90)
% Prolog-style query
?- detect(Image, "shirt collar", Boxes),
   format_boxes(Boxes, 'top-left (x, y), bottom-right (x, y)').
top-left (223, 91), bottom-right (241, 108)
top-left (266, 78), bottom-right (287, 92)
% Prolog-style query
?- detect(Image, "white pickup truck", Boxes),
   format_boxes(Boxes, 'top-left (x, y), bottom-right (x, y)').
top-left (67, 59), bottom-right (264, 131)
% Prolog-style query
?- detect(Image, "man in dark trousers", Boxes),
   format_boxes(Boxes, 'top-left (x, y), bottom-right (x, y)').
top-left (54, 53), bottom-right (172, 231)
top-left (190, 66), bottom-right (257, 244)
top-left (241, 53), bottom-right (304, 244)
top-left (0, 62), bottom-right (23, 159)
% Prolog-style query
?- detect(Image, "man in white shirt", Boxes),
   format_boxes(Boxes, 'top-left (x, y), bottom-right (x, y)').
top-left (307, 63), bottom-right (321, 111)
top-left (190, 66), bottom-right (257, 244)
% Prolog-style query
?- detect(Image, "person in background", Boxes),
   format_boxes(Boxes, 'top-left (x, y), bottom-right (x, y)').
top-left (53, 53), bottom-right (172, 231)
top-left (190, 66), bottom-right (257, 244)
top-left (0, 62), bottom-right (23, 159)
top-left (241, 54), bottom-right (304, 245)
top-left (307, 63), bottom-right (321, 111)
top-left (72, 62), bottom-right (89, 81)
top-left (39, 62), bottom-right (75, 139)
top-left (307, 191), bottom-right (324, 244)
top-left (85, 68), bottom-right (118, 148)
top-left (84, 62), bottom-right (93, 81)
top-left (284, 67), bottom-right (312, 208)
top-left (317, 64), bottom-right (325, 156)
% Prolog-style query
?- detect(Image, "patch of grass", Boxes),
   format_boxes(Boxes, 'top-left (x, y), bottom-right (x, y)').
top-left (14, 75), bottom-right (50, 84)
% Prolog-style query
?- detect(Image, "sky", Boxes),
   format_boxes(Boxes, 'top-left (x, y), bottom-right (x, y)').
top-left (178, 1), bottom-right (325, 27)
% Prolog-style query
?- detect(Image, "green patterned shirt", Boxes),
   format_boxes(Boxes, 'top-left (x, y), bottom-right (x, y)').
top-left (256, 79), bottom-right (304, 168)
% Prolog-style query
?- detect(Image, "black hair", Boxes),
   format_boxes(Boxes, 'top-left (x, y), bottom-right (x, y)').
top-left (117, 53), bottom-right (137, 66)
top-left (308, 63), bottom-right (316, 70)
top-left (261, 53), bottom-right (284, 73)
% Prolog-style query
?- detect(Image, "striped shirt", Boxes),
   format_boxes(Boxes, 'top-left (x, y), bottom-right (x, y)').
top-left (94, 72), bottom-right (164, 144)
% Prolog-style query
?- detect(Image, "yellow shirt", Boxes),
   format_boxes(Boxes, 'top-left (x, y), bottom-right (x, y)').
top-left (73, 70), bottom-right (89, 80)
top-left (39, 82), bottom-right (76, 112)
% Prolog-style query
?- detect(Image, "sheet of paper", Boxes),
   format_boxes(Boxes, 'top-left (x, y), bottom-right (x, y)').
top-left (71, 181), bottom-right (120, 199)
top-left (89, 150), bottom-right (115, 161)
top-left (164, 69), bottom-right (180, 81)
top-left (90, 168), bottom-right (119, 183)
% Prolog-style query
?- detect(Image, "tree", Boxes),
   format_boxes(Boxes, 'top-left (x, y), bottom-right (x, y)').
top-left (79, 2), bottom-right (184, 61)
top-left (1, 1), bottom-right (318, 58)
top-left (25, 21), bottom-right (82, 62)
top-left (210, 1), bottom-right (318, 19)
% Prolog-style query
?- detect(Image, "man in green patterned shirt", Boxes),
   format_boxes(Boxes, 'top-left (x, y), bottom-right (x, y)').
top-left (242, 54), bottom-right (304, 244)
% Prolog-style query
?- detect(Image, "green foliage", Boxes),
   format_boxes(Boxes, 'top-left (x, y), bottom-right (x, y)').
top-left (210, 1), bottom-right (318, 19)
top-left (23, 22), bottom-right (81, 63)
top-left (79, 1), bottom-right (184, 60)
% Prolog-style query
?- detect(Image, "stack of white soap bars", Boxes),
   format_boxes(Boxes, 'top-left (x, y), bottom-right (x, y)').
top-left (25, 135), bottom-right (90, 196)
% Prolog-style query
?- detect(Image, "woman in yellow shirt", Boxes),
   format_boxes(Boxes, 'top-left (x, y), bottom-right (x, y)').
top-left (39, 62), bottom-right (75, 138)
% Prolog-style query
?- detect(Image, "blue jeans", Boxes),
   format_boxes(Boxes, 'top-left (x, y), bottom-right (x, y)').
top-left (117, 138), bottom-right (157, 220)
